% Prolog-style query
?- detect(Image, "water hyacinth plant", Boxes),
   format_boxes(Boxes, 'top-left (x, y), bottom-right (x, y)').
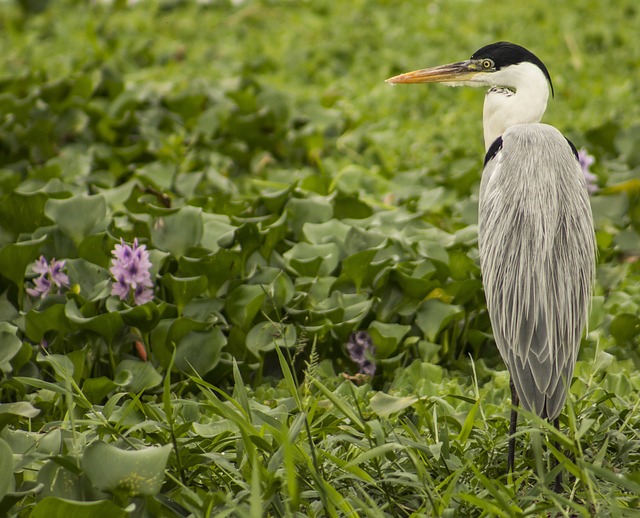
top-left (0, 2), bottom-right (639, 516)
top-left (347, 330), bottom-right (376, 376)
top-left (25, 256), bottom-right (69, 299)
top-left (109, 238), bottom-right (154, 306)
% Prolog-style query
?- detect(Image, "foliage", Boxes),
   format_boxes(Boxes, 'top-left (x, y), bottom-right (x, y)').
top-left (0, 0), bottom-right (639, 516)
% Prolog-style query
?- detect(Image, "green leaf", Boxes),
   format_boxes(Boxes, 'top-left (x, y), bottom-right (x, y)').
top-left (0, 322), bottom-right (22, 374)
top-left (82, 376), bottom-right (118, 404)
top-left (200, 213), bottom-right (236, 252)
top-left (246, 321), bottom-right (297, 357)
top-left (162, 274), bottom-right (208, 314)
top-left (82, 441), bottom-right (171, 497)
top-left (283, 242), bottom-right (340, 277)
top-left (302, 219), bottom-right (351, 246)
top-left (44, 194), bottom-right (107, 246)
top-left (367, 321), bottom-right (411, 358)
top-left (286, 196), bottom-right (333, 238)
top-left (0, 402), bottom-right (40, 431)
top-left (609, 313), bottom-right (640, 345)
top-left (225, 284), bottom-right (267, 329)
top-left (120, 302), bottom-right (160, 333)
top-left (249, 267), bottom-right (295, 308)
top-left (0, 191), bottom-right (51, 236)
top-left (37, 352), bottom-right (74, 381)
top-left (340, 249), bottom-right (379, 291)
top-left (64, 258), bottom-right (111, 301)
top-left (24, 302), bottom-right (72, 343)
top-left (174, 326), bottom-right (226, 376)
top-left (114, 359), bottom-right (162, 393)
top-left (31, 496), bottom-right (130, 518)
top-left (369, 392), bottom-right (418, 418)
top-left (65, 299), bottom-right (124, 345)
top-left (178, 249), bottom-right (241, 293)
top-left (310, 378), bottom-right (364, 431)
top-left (0, 234), bottom-right (48, 290)
top-left (415, 299), bottom-right (464, 342)
top-left (150, 205), bottom-right (204, 257)
top-left (0, 438), bottom-right (14, 502)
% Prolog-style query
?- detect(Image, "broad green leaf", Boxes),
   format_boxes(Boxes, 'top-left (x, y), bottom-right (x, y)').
top-left (37, 352), bottom-right (74, 381)
top-left (283, 242), bottom-right (340, 277)
top-left (246, 321), bottom-right (297, 357)
top-left (31, 496), bottom-right (130, 518)
top-left (0, 191), bottom-right (51, 236)
top-left (343, 226), bottom-right (387, 256)
top-left (0, 234), bottom-right (48, 290)
top-left (136, 161), bottom-right (175, 190)
top-left (367, 321), bottom-right (411, 358)
top-left (120, 301), bottom-right (160, 333)
top-left (150, 205), bottom-right (203, 257)
top-left (249, 267), bottom-right (295, 308)
top-left (448, 250), bottom-right (479, 280)
top-left (0, 438), bottom-right (13, 501)
top-left (369, 392), bottom-right (418, 418)
top-left (286, 196), bottom-right (333, 238)
top-left (415, 299), bottom-right (464, 342)
top-left (0, 322), bottom-right (21, 374)
top-left (609, 313), bottom-right (640, 345)
top-left (200, 213), bottom-right (235, 252)
top-left (225, 284), bottom-right (267, 329)
top-left (161, 273), bottom-right (208, 314)
top-left (114, 359), bottom-right (162, 393)
top-left (44, 194), bottom-right (107, 246)
top-left (24, 302), bottom-right (72, 343)
top-left (173, 325), bottom-right (226, 376)
top-left (0, 402), bottom-right (40, 430)
top-left (65, 299), bottom-right (124, 345)
top-left (82, 441), bottom-right (171, 497)
top-left (64, 258), bottom-right (111, 301)
top-left (614, 228), bottom-right (640, 254)
top-left (340, 248), bottom-right (379, 291)
top-left (82, 376), bottom-right (118, 404)
top-left (302, 219), bottom-right (351, 247)
top-left (178, 249), bottom-right (240, 293)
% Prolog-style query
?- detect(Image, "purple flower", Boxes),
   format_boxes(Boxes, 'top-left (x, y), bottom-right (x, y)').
top-left (577, 148), bottom-right (599, 194)
top-left (26, 256), bottom-right (69, 299)
top-left (109, 238), bottom-right (154, 305)
top-left (347, 331), bottom-right (376, 376)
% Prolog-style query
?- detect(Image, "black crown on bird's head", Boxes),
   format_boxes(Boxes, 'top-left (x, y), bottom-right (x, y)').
top-left (471, 41), bottom-right (554, 97)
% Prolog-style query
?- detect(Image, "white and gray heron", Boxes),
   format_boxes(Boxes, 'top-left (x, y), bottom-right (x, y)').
top-left (387, 42), bottom-right (596, 489)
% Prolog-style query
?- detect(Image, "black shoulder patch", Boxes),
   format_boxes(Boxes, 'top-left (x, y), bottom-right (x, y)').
top-left (565, 137), bottom-right (579, 161)
top-left (484, 136), bottom-right (503, 167)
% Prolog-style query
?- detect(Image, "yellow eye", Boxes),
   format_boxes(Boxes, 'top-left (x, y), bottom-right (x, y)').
top-left (482, 59), bottom-right (494, 69)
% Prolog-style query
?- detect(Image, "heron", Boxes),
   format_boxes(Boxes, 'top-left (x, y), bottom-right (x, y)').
top-left (387, 42), bottom-right (595, 489)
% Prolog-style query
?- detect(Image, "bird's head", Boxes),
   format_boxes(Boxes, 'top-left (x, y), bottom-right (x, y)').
top-left (386, 41), bottom-right (554, 97)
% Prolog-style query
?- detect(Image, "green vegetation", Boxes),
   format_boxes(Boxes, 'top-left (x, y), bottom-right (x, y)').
top-left (1, 0), bottom-right (639, 516)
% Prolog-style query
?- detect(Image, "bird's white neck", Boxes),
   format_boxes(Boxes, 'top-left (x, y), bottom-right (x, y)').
top-left (481, 62), bottom-right (551, 150)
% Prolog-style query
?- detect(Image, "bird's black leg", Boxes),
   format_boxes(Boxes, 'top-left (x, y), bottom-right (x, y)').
top-left (552, 416), bottom-right (562, 492)
top-left (508, 380), bottom-right (519, 474)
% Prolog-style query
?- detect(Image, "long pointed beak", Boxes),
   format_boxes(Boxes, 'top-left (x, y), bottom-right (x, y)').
top-left (386, 60), bottom-right (480, 85)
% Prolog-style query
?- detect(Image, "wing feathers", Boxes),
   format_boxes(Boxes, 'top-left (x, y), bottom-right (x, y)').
top-left (479, 123), bottom-right (595, 420)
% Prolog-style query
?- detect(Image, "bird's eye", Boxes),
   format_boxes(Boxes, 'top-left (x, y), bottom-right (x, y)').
top-left (482, 59), bottom-right (494, 69)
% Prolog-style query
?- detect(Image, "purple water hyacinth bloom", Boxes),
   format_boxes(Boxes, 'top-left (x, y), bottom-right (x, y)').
top-left (26, 256), bottom-right (69, 298)
top-left (577, 148), bottom-right (599, 194)
top-left (109, 238), bottom-right (154, 305)
top-left (347, 330), bottom-right (376, 376)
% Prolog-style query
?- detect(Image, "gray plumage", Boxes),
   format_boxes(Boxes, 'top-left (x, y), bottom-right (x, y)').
top-left (479, 123), bottom-right (595, 419)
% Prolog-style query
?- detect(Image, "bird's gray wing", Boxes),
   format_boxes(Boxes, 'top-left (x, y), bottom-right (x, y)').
top-left (479, 124), bottom-right (595, 419)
